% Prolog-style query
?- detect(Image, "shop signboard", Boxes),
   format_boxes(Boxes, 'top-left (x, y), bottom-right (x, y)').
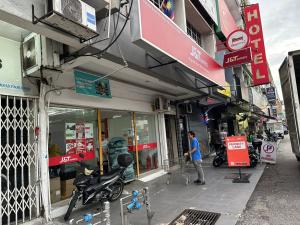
top-left (49, 122), bottom-right (95, 166)
top-left (223, 47), bottom-right (252, 68)
top-left (266, 87), bottom-right (276, 103)
top-left (226, 30), bottom-right (249, 52)
top-left (130, 0), bottom-right (226, 87)
top-left (215, 0), bottom-right (238, 38)
top-left (244, 4), bottom-right (270, 86)
top-left (261, 141), bottom-right (277, 164)
top-left (74, 70), bottom-right (112, 98)
top-left (226, 136), bottom-right (250, 167)
top-left (217, 82), bottom-right (231, 97)
top-left (128, 142), bottom-right (157, 152)
top-left (198, 0), bottom-right (218, 25)
top-left (0, 36), bottom-right (38, 96)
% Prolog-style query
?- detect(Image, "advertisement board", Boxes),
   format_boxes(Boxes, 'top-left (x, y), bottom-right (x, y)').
top-left (226, 136), bottom-right (250, 167)
top-left (244, 4), bottom-right (270, 85)
top-left (223, 47), bottom-right (252, 68)
top-left (74, 70), bottom-right (111, 98)
top-left (131, 0), bottom-right (226, 87)
top-left (226, 30), bottom-right (249, 51)
top-left (49, 123), bottom-right (95, 166)
top-left (261, 141), bottom-right (277, 164)
top-left (266, 87), bottom-right (276, 102)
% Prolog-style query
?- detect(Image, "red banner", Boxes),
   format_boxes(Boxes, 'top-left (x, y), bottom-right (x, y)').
top-left (128, 142), bottom-right (157, 152)
top-left (131, 0), bottom-right (226, 87)
top-left (218, 0), bottom-right (238, 38)
top-left (223, 47), bottom-right (252, 68)
top-left (226, 136), bottom-right (250, 167)
top-left (49, 151), bottom-right (95, 167)
top-left (244, 4), bottom-right (270, 85)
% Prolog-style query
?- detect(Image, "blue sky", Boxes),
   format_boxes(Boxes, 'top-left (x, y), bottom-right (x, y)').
top-left (252, 0), bottom-right (300, 99)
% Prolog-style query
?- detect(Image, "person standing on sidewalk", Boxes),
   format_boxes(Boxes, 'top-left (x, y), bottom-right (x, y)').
top-left (185, 131), bottom-right (205, 185)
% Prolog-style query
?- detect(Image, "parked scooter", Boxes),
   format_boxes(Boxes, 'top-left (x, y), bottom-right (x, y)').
top-left (64, 153), bottom-right (133, 221)
top-left (212, 144), bottom-right (258, 168)
top-left (264, 130), bottom-right (278, 142)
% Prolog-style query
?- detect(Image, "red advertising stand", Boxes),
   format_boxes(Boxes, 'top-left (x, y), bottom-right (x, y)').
top-left (226, 136), bottom-right (250, 183)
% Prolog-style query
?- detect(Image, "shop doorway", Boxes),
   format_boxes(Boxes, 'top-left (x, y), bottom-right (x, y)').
top-left (0, 95), bottom-right (39, 224)
top-left (165, 115), bottom-right (178, 166)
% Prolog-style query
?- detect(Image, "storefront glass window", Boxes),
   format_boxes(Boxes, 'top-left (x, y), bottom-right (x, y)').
top-left (101, 111), bottom-right (135, 181)
top-left (48, 106), bottom-right (98, 203)
top-left (135, 114), bottom-right (159, 173)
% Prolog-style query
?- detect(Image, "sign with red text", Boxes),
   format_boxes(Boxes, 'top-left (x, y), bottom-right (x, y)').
top-left (226, 136), bottom-right (250, 167)
top-left (49, 122), bottom-right (95, 167)
top-left (131, 0), bottom-right (226, 87)
top-left (244, 4), bottom-right (270, 85)
top-left (128, 142), bottom-right (157, 152)
top-left (261, 141), bottom-right (277, 164)
top-left (216, 0), bottom-right (238, 38)
top-left (226, 30), bottom-right (249, 51)
top-left (223, 47), bottom-right (252, 68)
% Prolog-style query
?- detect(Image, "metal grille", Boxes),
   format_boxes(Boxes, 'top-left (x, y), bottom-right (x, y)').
top-left (169, 209), bottom-right (221, 225)
top-left (187, 21), bottom-right (202, 47)
top-left (149, 0), bottom-right (163, 8)
top-left (0, 95), bottom-right (39, 225)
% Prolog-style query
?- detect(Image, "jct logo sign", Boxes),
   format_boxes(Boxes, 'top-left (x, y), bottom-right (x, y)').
top-left (244, 4), bottom-right (270, 86)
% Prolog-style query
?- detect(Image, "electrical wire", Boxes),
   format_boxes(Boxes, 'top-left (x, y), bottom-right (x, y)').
top-left (74, 0), bottom-right (133, 59)
top-left (65, 0), bottom-right (124, 61)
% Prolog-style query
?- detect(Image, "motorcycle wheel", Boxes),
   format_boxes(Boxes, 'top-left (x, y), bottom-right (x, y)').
top-left (213, 157), bottom-right (223, 167)
top-left (108, 180), bottom-right (124, 201)
top-left (249, 155), bottom-right (258, 168)
top-left (64, 191), bottom-right (80, 221)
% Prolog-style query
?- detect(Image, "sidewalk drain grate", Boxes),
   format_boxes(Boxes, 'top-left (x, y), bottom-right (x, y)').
top-left (169, 209), bottom-right (221, 225)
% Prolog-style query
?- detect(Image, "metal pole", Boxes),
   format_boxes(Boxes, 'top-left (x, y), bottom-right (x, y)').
top-left (120, 198), bottom-right (125, 225)
top-left (98, 109), bottom-right (104, 175)
top-left (104, 201), bottom-right (110, 225)
top-left (144, 187), bottom-right (153, 225)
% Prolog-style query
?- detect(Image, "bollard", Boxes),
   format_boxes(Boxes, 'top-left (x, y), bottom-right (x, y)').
top-left (144, 187), bottom-right (154, 225)
top-left (104, 201), bottom-right (111, 225)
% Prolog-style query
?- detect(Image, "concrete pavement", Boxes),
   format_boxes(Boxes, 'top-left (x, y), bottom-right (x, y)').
top-left (237, 135), bottom-right (300, 225)
top-left (51, 155), bottom-right (266, 225)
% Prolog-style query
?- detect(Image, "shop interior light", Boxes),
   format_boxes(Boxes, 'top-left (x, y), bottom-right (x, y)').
top-left (112, 115), bottom-right (122, 119)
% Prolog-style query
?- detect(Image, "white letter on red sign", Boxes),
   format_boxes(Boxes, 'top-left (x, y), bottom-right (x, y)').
top-left (251, 38), bottom-right (261, 49)
top-left (254, 53), bottom-right (263, 64)
top-left (249, 24), bottom-right (260, 35)
top-left (247, 9), bottom-right (258, 22)
top-left (255, 68), bottom-right (266, 79)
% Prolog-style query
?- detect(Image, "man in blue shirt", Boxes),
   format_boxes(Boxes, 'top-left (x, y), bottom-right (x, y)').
top-left (185, 131), bottom-right (205, 185)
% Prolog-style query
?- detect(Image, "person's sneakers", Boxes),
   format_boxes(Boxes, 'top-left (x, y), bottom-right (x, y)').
top-left (193, 180), bottom-right (201, 184)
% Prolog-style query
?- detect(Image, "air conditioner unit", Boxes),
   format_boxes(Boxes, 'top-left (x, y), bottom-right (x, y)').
top-left (153, 97), bottom-right (171, 112)
top-left (45, 0), bottom-right (98, 40)
top-left (22, 33), bottom-right (62, 77)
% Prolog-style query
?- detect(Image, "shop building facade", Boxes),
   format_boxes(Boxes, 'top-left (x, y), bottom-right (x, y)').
top-left (0, 0), bottom-right (279, 224)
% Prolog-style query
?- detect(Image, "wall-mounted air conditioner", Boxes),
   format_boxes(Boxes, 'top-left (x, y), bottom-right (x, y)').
top-left (153, 96), bottom-right (171, 112)
top-left (45, 0), bottom-right (98, 40)
top-left (22, 33), bottom-right (62, 77)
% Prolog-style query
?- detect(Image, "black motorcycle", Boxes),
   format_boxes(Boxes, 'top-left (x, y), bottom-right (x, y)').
top-left (64, 153), bottom-right (133, 221)
top-left (213, 144), bottom-right (258, 168)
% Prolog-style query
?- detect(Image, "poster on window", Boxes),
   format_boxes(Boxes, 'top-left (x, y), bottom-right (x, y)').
top-left (49, 122), bottom-right (95, 167)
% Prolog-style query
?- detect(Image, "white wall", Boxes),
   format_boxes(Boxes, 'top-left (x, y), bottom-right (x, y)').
top-left (47, 72), bottom-right (154, 113)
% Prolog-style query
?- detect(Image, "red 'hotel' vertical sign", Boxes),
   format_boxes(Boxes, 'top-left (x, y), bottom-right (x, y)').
top-left (244, 4), bottom-right (270, 85)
